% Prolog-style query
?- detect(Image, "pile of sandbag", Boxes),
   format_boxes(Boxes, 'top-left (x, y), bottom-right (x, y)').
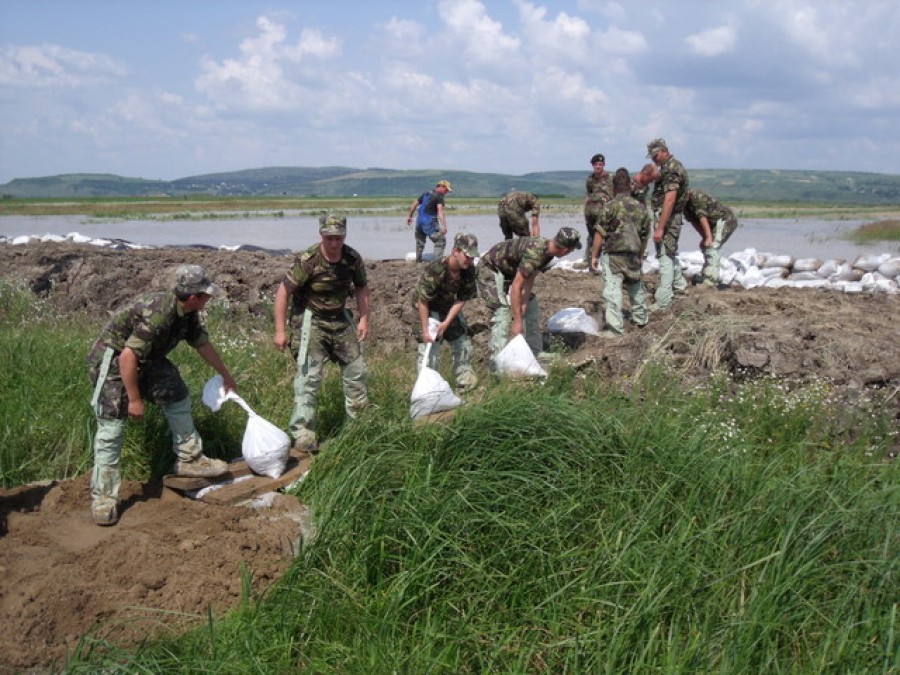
top-left (632, 249), bottom-right (898, 294)
top-left (692, 249), bottom-right (900, 293)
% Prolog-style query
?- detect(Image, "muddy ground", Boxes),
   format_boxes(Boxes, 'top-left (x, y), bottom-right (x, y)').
top-left (1, 241), bottom-right (899, 671)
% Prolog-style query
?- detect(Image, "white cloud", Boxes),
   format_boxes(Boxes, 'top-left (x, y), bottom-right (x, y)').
top-left (0, 44), bottom-right (125, 87)
top-left (686, 23), bottom-right (736, 57)
top-left (194, 15), bottom-right (342, 112)
top-left (437, 0), bottom-right (521, 66)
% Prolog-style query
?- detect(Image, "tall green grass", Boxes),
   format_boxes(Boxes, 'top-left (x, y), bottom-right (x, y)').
top-left (3, 281), bottom-right (897, 672)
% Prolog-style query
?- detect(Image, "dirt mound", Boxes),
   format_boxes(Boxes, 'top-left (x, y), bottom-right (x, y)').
top-left (1, 241), bottom-right (898, 670)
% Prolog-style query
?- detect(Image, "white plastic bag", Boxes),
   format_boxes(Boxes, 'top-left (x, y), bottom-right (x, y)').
top-left (546, 307), bottom-right (601, 336)
top-left (410, 342), bottom-right (462, 419)
top-left (201, 375), bottom-right (290, 478)
top-left (241, 413), bottom-right (291, 478)
top-left (495, 334), bottom-right (547, 378)
top-left (410, 366), bottom-right (462, 419)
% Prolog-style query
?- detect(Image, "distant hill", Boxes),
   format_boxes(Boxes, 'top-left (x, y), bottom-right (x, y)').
top-left (2, 166), bottom-right (900, 204)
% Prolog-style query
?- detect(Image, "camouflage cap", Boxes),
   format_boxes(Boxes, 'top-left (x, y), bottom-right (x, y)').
top-left (646, 137), bottom-right (668, 158)
top-left (436, 179), bottom-right (453, 192)
top-left (554, 226), bottom-right (582, 250)
top-left (454, 232), bottom-right (479, 257)
top-left (173, 264), bottom-right (218, 296)
top-left (319, 212), bottom-right (347, 236)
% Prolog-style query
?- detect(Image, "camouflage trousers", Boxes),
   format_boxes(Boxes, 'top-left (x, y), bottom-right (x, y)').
top-left (498, 209), bottom-right (529, 239)
top-left (601, 253), bottom-right (649, 333)
top-left (701, 213), bottom-right (738, 283)
top-left (415, 223), bottom-right (446, 262)
top-left (289, 310), bottom-right (369, 442)
top-left (476, 265), bottom-right (542, 368)
top-left (417, 309), bottom-right (477, 390)
top-left (654, 212), bottom-right (687, 308)
top-left (86, 342), bottom-right (202, 506)
top-left (583, 213), bottom-right (599, 262)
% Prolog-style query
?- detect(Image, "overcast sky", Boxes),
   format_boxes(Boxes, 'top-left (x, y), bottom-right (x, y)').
top-left (1, 0), bottom-right (899, 185)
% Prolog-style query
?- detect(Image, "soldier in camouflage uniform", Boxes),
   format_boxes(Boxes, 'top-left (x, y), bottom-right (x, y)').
top-left (413, 232), bottom-right (480, 392)
top-left (273, 213), bottom-right (370, 453)
top-left (575, 153), bottom-right (614, 268)
top-left (497, 191), bottom-right (541, 239)
top-left (647, 138), bottom-right (689, 309)
top-left (86, 265), bottom-right (237, 526)
top-left (684, 189), bottom-right (740, 285)
top-left (476, 227), bottom-right (582, 369)
top-left (590, 169), bottom-right (651, 336)
top-left (631, 163), bottom-right (658, 207)
top-left (406, 180), bottom-right (453, 262)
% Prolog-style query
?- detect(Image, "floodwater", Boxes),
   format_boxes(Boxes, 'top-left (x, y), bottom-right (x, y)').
top-left (1, 213), bottom-right (896, 262)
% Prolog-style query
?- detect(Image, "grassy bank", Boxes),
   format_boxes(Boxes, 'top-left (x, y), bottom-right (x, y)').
top-left (2, 282), bottom-right (897, 672)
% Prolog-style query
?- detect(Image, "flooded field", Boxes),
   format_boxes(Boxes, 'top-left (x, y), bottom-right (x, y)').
top-left (2, 213), bottom-right (897, 262)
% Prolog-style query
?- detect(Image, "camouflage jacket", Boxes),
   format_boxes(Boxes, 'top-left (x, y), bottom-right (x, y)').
top-left (283, 243), bottom-right (367, 320)
top-left (596, 194), bottom-right (651, 257)
top-left (684, 189), bottom-right (733, 226)
top-left (651, 156), bottom-right (689, 215)
top-left (498, 191), bottom-right (540, 217)
top-left (94, 291), bottom-right (209, 363)
top-left (584, 171), bottom-right (614, 216)
top-left (631, 181), bottom-right (650, 206)
top-left (413, 257), bottom-right (477, 313)
top-left (481, 236), bottom-right (555, 284)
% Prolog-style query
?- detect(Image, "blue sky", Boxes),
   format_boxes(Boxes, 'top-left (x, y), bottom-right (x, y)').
top-left (1, 0), bottom-right (899, 184)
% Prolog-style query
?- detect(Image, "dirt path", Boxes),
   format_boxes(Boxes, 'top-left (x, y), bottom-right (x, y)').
top-left (1, 242), bottom-right (898, 671)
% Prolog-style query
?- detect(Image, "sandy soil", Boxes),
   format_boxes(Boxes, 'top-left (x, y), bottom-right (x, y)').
top-left (1, 241), bottom-right (898, 671)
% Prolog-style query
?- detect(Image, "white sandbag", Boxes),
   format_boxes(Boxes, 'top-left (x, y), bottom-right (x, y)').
top-left (832, 280), bottom-right (864, 294)
top-left (242, 412), bottom-right (291, 478)
top-left (733, 268), bottom-right (766, 289)
top-left (680, 250), bottom-right (705, 266)
top-left (787, 271), bottom-right (823, 282)
top-left (762, 277), bottom-right (788, 289)
top-left (719, 265), bottom-right (737, 286)
top-left (853, 253), bottom-right (889, 272)
top-left (729, 249), bottom-right (758, 272)
top-left (827, 262), bottom-right (864, 282)
top-left (760, 253), bottom-right (795, 269)
top-left (860, 272), bottom-right (898, 293)
top-left (495, 334), bottom-right (547, 378)
top-left (642, 257), bottom-right (659, 273)
top-left (817, 259), bottom-right (846, 277)
top-left (877, 258), bottom-right (900, 278)
top-left (410, 366), bottom-right (462, 418)
top-left (760, 266), bottom-right (789, 279)
top-left (785, 279), bottom-right (831, 290)
top-left (792, 258), bottom-right (823, 273)
top-left (546, 307), bottom-right (601, 336)
top-left (202, 375), bottom-right (290, 478)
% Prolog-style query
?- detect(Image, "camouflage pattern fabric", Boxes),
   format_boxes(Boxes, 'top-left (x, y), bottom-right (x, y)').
top-left (91, 291), bottom-right (209, 363)
top-left (498, 191), bottom-right (541, 238)
top-left (87, 345), bottom-right (190, 419)
top-left (684, 189), bottom-right (739, 241)
top-left (413, 257), bottom-right (477, 342)
top-left (86, 291), bottom-right (207, 419)
top-left (584, 171), bottom-right (614, 217)
top-left (476, 237), bottom-right (554, 310)
top-left (283, 242), bottom-right (367, 331)
top-left (596, 194), bottom-right (651, 283)
top-left (650, 155), bottom-right (689, 215)
top-left (631, 181), bottom-right (650, 206)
